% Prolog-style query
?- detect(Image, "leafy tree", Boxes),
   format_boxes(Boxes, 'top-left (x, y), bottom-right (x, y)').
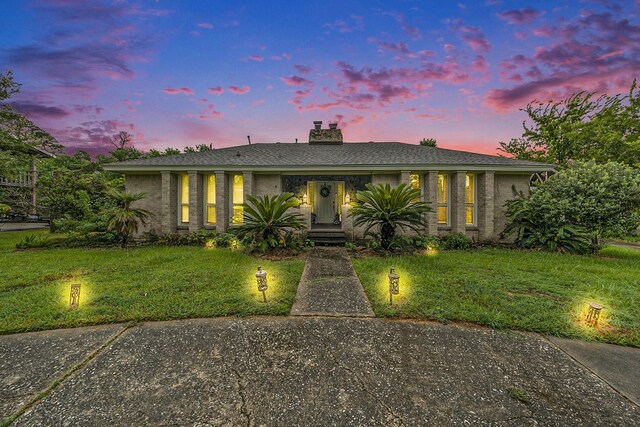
top-left (499, 81), bottom-right (640, 167)
top-left (420, 138), bottom-right (437, 147)
top-left (234, 193), bottom-right (306, 252)
top-left (349, 183), bottom-right (431, 250)
top-left (104, 191), bottom-right (150, 248)
top-left (503, 161), bottom-right (640, 252)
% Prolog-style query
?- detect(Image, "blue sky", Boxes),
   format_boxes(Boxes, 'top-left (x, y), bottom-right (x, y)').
top-left (1, 0), bottom-right (639, 154)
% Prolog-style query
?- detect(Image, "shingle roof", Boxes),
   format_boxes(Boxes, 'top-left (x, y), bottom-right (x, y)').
top-left (104, 142), bottom-right (554, 171)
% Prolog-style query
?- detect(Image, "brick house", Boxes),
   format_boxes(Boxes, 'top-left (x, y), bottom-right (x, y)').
top-left (104, 121), bottom-right (554, 241)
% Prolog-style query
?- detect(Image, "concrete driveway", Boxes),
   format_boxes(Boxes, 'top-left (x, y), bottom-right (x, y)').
top-left (2, 317), bottom-right (638, 426)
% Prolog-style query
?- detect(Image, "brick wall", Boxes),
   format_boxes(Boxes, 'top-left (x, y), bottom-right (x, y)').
top-left (124, 174), bottom-right (162, 235)
top-left (254, 174), bottom-right (281, 197)
top-left (494, 173), bottom-right (530, 238)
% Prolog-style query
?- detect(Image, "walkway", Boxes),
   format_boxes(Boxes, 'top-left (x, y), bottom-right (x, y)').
top-left (290, 247), bottom-right (374, 317)
top-left (2, 318), bottom-right (638, 426)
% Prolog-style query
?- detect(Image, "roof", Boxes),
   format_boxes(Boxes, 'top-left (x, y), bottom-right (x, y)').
top-left (103, 142), bottom-right (554, 173)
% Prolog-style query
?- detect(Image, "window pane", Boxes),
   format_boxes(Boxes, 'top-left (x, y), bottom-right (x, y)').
top-left (438, 174), bottom-right (448, 203)
top-left (181, 205), bottom-right (189, 223)
top-left (181, 174), bottom-right (189, 203)
top-left (465, 174), bottom-right (475, 204)
top-left (207, 175), bottom-right (216, 203)
top-left (437, 206), bottom-right (448, 224)
top-left (410, 173), bottom-right (420, 190)
top-left (232, 174), bottom-right (244, 204)
top-left (466, 206), bottom-right (474, 225)
top-left (232, 205), bottom-right (244, 224)
top-left (206, 206), bottom-right (216, 224)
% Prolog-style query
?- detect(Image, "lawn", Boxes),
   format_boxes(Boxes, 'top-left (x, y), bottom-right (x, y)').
top-left (0, 230), bottom-right (305, 334)
top-left (352, 246), bottom-right (640, 347)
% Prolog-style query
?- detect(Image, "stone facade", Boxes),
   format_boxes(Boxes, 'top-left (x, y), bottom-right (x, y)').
top-left (124, 170), bottom-right (532, 241)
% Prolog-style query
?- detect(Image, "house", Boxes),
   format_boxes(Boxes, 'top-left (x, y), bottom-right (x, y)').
top-left (103, 121), bottom-right (554, 241)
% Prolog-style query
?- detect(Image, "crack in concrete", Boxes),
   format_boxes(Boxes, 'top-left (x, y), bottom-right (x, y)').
top-left (229, 366), bottom-right (252, 427)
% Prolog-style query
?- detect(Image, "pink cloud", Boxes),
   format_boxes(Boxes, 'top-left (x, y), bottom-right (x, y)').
top-left (248, 55), bottom-right (264, 62)
top-left (281, 53), bottom-right (291, 60)
top-left (497, 8), bottom-right (543, 25)
top-left (252, 99), bottom-right (265, 106)
top-left (208, 86), bottom-right (224, 95)
top-left (459, 25), bottom-right (491, 53)
top-left (293, 64), bottom-right (312, 74)
top-left (199, 104), bottom-right (222, 121)
top-left (533, 26), bottom-right (554, 37)
top-left (228, 85), bottom-right (250, 94)
top-left (197, 22), bottom-right (213, 29)
top-left (163, 87), bottom-right (195, 95)
top-left (280, 75), bottom-right (313, 86)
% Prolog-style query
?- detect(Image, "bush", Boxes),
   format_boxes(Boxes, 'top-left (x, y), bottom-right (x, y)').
top-left (16, 234), bottom-right (54, 249)
top-left (344, 242), bottom-right (357, 250)
top-left (413, 235), bottom-right (440, 251)
top-left (0, 203), bottom-right (10, 217)
top-left (440, 232), bottom-right (472, 250)
top-left (155, 230), bottom-right (216, 246)
top-left (212, 232), bottom-right (235, 248)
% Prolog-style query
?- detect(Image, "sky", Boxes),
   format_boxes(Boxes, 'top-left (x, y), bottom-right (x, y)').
top-left (1, 0), bottom-right (639, 155)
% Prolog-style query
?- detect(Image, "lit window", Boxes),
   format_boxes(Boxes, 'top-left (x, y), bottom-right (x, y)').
top-left (205, 175), bottom-right (216, 225)
top-left (465, 174), bottom-right (476, 225)
top-left (437, 174), bottom-right (449, 225)
top-left (231, 174), bottom-right (244, 224)
top-left (179, 174), bottom-right (189, 224)
top-left (409, 173), bottom-right (420, 190)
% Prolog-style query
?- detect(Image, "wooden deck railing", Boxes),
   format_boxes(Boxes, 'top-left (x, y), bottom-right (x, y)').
top-left (0, 171), bottom-right (35, 188)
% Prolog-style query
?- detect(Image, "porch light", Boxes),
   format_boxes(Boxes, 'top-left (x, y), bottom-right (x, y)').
top-left (302, 193), bottom-right (308, 205)
top-left (256, 266), bottom-right (268, 302)
top-left (345, 193), bottom-right (351, 203)
top-left (586, 302), bottom-right (603, 326)
top-left (69, 283), bottom-right (81, 310)
top-left (388, 267), bottom-right (399, 305)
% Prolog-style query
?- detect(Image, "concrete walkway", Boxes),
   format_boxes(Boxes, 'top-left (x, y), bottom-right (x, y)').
top-left (290, 247), bottom-right (374, 317)
top-left (2, 318), bottom-right (639, 426)
top-left (0, 223), bottom-right (49, 232)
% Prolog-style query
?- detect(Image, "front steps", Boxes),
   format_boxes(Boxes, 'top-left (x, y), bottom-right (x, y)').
top-left (307, 229), bottom-right (347, 246)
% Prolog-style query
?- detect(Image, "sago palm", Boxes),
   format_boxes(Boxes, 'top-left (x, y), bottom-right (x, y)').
top-left (235, 193), bottom-right (306, 252)
top-left (105, 191), bottom-right (150, 248)
top-left (350, 183), bottom-right (431, 250)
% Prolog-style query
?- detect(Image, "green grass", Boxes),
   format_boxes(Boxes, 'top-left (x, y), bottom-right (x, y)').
top-left (352, 247), bottom-right (640, 347)
top-left (0, 231), bottom-right (305, 334)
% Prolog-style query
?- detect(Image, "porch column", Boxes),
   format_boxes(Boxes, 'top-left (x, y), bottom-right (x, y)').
top-left (400, 170), bottom-right (411, 186)
top-left (161, 171), bottom-right (177, 234)
top-left (451, 170), bottom-right (467, 233)
top-left (243, 171), bottom-right (254, 198)
top-left (188, 171), bottom-right (203, 232)
top-left (215, 171), bottom-right (229, 233)
top-left (479, 171), bottom-right (495, 241)
top-left (425, 171), bottom-right (438, 236)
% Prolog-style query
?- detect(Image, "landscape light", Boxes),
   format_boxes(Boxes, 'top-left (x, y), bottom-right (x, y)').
top-left (255, 266), bottom-right (268, 302)
top-left (69, 283), bottom-right (81, 310)
top-left (388, 267), bottom-right (400, 305)
top-left (585, 302), bottom-right (603, 326)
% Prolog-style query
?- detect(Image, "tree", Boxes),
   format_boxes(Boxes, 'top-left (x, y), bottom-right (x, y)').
top-left (104, 191), bottom-right (150, 248)
top-left (349, 183), bottom-right (431, 250)
top-left (503, 161), bottom-right (640, 252)
top-left (420, 138), bottom-right (437, 147)
top-left (499, 81), bottom-right (640, 167)
top-left (234, 193), bottom-right (306, 252)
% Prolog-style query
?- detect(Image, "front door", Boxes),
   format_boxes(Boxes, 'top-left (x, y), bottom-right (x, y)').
top-left (314, 182), bottom-right (336, 224)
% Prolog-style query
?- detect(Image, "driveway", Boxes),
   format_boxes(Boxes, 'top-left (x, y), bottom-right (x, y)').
top-left (2, 317), bottom-right (638, 426)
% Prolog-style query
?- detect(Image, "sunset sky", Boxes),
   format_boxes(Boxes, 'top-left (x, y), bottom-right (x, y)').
top-left (1, 0), bottom-right (639, 155)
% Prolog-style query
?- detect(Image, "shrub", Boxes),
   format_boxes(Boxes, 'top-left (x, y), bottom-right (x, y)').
top-left (344, 241), bottom-right (357, 250)
top-left (440, 232), bottom-right (473, 250)
top-left (234, 193), bottom-right (306, 253)
top-left (349, 183), bottom-right (431, 250)
top-left (16, 234), bottom-right (54, 249)
top-left (104, 191), bottom-right (151, 248)
top-left (0, 203), bottom-right (10, 217)
top-left (213, 232), bottom-right (235, 248)
top-left (155, 230), bottom-right (216, 246)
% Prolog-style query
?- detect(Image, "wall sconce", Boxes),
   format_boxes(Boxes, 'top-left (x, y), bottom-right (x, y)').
top-left (345, 193), bottom-right (351, 203)
top-left (388, 267), bottom-right (399, 305)
top-left (302, 193), bottom-right (308, 205)
top-left (256, 266), bottom-right (268, 302)
top-left (586, 302), bottom-right (603, 325)
top-left (69, 283), bottom-right (81, 310)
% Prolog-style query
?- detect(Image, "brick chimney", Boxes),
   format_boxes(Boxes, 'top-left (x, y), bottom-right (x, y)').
top-left (309, 121), bottom-right (343, 145)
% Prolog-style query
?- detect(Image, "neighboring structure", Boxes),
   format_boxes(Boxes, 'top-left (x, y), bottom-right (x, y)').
top-left (104, 121), bottom-right (554, 241)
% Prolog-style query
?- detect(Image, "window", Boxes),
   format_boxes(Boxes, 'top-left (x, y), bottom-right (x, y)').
top-left (409, 173), bottom-right (420, 190)
top-left (437, 173), bottom-right (449, 225)
top-left (179, 174), bottom-right (189, 224)
top-left (205, 175), bottom-right (216, 225)
top-left (231, 174), bottom-right (244, 224)
top-left (465, 173), bottom-right (476, 226)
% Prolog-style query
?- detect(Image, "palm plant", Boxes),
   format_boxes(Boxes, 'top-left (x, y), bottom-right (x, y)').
top-left (234, 193), bottom-right (306, 252)
top-left (105, 191), bottom-right (150, 248)
top-left (350, 183), bottom-right (431, 250)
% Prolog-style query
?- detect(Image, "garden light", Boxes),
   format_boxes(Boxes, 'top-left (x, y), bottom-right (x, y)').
top-left (256, 266), bottom-right (268, 302)
top-left (586, 302), bottom-right (603, 326)
top-left (388, 267), bottom-right (399, 305)
top-left (69, 283), bottom-right (81, 310)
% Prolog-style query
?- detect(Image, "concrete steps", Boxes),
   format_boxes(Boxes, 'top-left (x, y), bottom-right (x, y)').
top-left (307, 230), bottom-right (347, 246)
